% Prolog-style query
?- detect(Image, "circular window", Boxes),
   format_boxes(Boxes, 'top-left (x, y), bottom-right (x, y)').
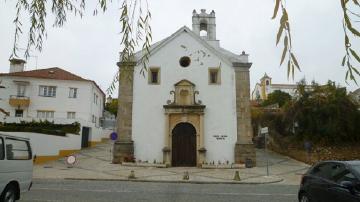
top-left (179, 56), bottom-right (191, 67)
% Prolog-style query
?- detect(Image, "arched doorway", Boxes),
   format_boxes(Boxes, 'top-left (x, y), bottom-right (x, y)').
top-left (172, 122), bottom-right (197, 167)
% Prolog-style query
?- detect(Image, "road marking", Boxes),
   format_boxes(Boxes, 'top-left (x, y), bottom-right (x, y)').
top-left (32, 187), bottom-right (296, 197)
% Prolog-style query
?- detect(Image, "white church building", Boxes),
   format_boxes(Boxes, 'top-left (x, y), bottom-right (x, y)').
top-left (113, 9), bottom-right (255, 167)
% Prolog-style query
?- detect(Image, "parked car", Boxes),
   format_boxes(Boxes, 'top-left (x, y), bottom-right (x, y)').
top-left (298, 160), bottom-right (360, 202)
top-left (0, 133), bottom-right (33, 202)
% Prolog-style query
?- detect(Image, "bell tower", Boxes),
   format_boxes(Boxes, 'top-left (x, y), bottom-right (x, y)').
top-left (192, 9), bottom-right (219, 47)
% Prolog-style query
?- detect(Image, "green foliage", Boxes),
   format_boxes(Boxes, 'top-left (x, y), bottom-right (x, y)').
top-left (341, 0), bottom-right (360, 84)
top-left (0, 120), bottom-right (81, 136)
top-left (251, 107), bottom-right (287, 137)
top-left (105, 98), bottom-right (118, 116)
top-left (253, 80), bottom-right (360, 144)
top-left (273, 0), bottom-right (360, 82)
top-left (284, 80), bottom-right (360, 143)
top-left (261, 90), bottom-right (291, 107)
top-left (272, 0), bottom-right (301, 79)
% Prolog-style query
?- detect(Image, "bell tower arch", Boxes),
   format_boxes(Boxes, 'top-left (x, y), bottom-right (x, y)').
top-left (192, 9), bottom-right (217, 41)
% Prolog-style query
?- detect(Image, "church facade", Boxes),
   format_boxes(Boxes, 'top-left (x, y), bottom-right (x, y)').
top-left (251, 73), bottom-right (313, 101)
top-left (113, 9), bottom-right (255, 167)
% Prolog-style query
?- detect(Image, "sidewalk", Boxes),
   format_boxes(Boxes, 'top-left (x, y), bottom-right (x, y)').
top-left (33, 141), bottom-right (309, 185)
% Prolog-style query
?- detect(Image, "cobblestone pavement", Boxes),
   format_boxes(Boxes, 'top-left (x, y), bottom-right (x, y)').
top-left (33, 141), bottom-right (309, 185)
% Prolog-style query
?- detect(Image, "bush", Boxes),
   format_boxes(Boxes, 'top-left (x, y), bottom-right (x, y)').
top-left (252, 80), bottom-right (360, 144)
top-left (0, 120), bottom-right (81, 136)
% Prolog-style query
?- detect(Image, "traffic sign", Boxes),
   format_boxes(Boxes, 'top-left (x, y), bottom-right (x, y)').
top-left (260, 127), bottom-right (269, 134)
top-left (110, 132), bottom-right (118, 141)
top-left (65, 155), bottom-right (77, 166)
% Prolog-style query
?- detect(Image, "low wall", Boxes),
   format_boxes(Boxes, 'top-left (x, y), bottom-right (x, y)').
top-left (88, 128), bottom-right (113, 147)
top-left (0, 131), bottom-right (81, 164)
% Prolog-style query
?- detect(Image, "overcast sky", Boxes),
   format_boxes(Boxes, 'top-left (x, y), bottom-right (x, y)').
top-left (0, 0), bottom-right (359, 96)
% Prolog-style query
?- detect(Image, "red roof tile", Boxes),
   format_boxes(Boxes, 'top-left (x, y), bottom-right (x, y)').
top-left (0, 67), bottom-right (105, 96)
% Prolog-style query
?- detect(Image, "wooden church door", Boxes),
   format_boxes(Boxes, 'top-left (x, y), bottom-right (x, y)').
top-left (172, 122), bottom-right (197, 167)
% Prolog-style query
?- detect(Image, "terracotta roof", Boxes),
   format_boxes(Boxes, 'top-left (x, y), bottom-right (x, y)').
top-left (0, 67), bottom-right (105, 96)
top-left (0, 67), bottom-right (87, 81)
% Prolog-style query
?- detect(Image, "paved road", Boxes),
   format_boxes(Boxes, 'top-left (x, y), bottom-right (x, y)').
top-left (20, 179), bottom-right (299, 202)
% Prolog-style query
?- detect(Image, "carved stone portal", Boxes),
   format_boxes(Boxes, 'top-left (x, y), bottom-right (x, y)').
top-left (163, 80), bottom-right (206, 167)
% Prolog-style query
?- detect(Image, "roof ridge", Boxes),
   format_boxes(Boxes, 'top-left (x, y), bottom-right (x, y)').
top-left (133, 26), bottom-right (246, 66)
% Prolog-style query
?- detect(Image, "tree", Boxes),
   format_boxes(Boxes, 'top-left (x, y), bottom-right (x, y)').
top-left (261, 90), bottom-right (291, 107)
top-left (105, 98), bottom-right (118, 117)
top-left (0, 108), bottom-right (9, 116)
top-left (8, 0), bottom-right (152, 95)
top-left (253, 79), bottom-right (360, 144)
top-left (284, 80), bottom-right (360, 143)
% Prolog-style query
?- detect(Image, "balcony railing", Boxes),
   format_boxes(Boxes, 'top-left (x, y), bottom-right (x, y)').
top-left (9, 95), bottom-right (30, 107)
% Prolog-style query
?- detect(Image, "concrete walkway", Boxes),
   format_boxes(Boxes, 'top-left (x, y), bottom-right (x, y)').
top-left (33, 141), bottom-right (309, 185)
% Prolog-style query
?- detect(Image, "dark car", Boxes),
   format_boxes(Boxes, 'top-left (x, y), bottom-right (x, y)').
top-left (298, 160), bottom-right (360, 202)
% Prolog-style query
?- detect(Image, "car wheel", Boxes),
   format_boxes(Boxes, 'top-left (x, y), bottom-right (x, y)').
top-left (0, 184), bottom-right (17, 202)
top-left (299, 192), bottom-right (311, 202)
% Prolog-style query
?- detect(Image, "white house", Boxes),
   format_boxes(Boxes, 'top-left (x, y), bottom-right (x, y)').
top-left (113, 9), bottom-right (255, 167)
top-left (0, 59), bottom-right (107, 148)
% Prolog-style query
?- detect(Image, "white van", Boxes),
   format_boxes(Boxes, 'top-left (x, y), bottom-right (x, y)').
top-left (0, 133), bottom-right (33, 202)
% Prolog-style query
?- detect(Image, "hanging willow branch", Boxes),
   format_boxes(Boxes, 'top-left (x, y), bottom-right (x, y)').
top-left (9, 0), bottom-right (151, 95)
top-left (341, 0), bottom-right (360, 84)
top-left (106, 0), bottom-right (152, 94)
top-left (272, 0), bottom-right (300, 79)
top-left (11, 0), bottom-right (87, 59)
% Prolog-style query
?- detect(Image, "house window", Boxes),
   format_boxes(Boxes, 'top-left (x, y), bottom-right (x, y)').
top-left (67, 112), bottom-right (76, 119)
top-left (148, 68), bottom-right (160, 85)
top-left (94, 93), bottom-right (98, 104)
top-left (17, 84), bottom-right (26, 97)
top-left (37, 111), bottom-right (54, 119)
top-left (69, 88), bottom-right (77, 98)
top-left (209, 68), bottom-right (221, 84)
top-left (92, 115), bottom-right (98, 126)
top-left (39, 86), bottom-right (56, 97)
top-left (15, 110), bottom-right (23, 117)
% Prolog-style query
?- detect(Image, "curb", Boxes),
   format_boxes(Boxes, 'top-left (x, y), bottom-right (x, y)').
top-left (33, 176), bottom-right (283, 185)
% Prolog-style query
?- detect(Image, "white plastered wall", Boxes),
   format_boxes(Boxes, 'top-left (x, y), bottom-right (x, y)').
top-left (132, 31), bottom-right (238, 164)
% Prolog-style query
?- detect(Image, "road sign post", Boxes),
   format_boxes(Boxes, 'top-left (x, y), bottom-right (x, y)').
top-left (261, 127), bottom-right (269, 176)
top-left (109, 132), bottom-right (118, 161)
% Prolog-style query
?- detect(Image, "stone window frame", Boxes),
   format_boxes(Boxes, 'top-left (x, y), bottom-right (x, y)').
top-left (148, 67), bottom-right (161, 85)
top-left (208, 68), bottom-right (221, 85)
